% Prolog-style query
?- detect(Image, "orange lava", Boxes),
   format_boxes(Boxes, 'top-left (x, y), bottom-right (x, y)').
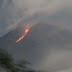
top-left (16, 28), bottom-right (29, 42)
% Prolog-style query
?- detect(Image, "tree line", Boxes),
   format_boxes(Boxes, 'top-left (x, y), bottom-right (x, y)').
top-left (0, 48), bottom-right (40, 72)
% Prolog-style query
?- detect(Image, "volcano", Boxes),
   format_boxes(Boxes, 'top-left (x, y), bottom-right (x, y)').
top-left (0, 23), bottom-right (72, 71)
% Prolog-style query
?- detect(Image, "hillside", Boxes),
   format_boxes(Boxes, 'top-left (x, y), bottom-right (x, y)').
top-left (0, 23), bottom-right (72, 72)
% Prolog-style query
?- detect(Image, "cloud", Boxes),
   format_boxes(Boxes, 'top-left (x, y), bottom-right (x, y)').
top-left (57, 68), bottom-right (72, 72)
top-left (33, 46), bottom-right (72, 72)
top-left (13, 0), bottom-right (72, 15)
top-left (0, 0), bottom-right (72, 36)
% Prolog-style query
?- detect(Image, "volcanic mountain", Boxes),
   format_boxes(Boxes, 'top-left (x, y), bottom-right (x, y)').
top-left (0, 23), bottom-right (72, 72)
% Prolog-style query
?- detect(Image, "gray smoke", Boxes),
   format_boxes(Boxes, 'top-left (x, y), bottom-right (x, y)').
top-left (0, 0), bottom-right (72, 37)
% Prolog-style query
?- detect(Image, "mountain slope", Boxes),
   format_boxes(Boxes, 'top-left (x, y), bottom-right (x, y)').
top-left (0, 23), bottom-right (72, 71)
top-left (0, 23), bottom-right (72, 59)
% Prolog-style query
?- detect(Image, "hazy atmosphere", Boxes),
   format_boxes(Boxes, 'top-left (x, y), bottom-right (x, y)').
top-left (1, 0), bottom-right (72, 37)
top-left (0, 0), bottom-right (72, 72)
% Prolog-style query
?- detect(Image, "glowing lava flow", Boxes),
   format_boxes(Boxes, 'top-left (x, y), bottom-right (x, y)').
top-left (16, 28), bottom-right (29, 42)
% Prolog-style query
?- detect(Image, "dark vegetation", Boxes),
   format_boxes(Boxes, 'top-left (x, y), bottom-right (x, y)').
top-left (0, 48), bottom-right (38, 72)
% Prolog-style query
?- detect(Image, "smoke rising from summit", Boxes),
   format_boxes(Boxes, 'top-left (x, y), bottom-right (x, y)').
top-left (0, 0), bottom-right (72, 36)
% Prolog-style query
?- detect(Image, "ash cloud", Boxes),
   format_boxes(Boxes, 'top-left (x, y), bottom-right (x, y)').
top-left (0, 0), bottom-right (72, 37)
